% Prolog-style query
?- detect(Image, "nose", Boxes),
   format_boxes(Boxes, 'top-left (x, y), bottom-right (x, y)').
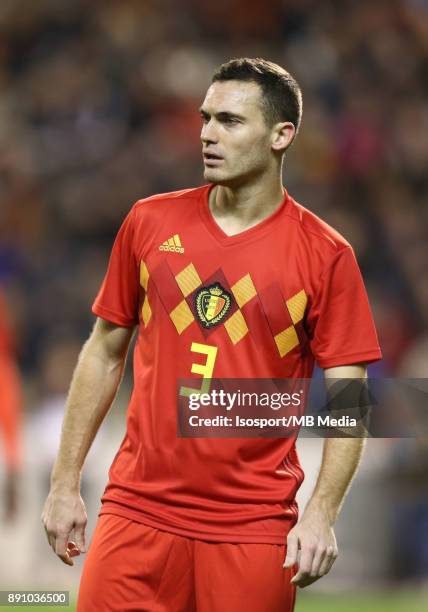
top-left (201, 119), bottom-right (219, 145)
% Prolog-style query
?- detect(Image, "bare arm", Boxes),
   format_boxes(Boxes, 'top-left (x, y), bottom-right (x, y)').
top-left (284, 364), bottom-right (367, 587)
top-left (42, 318), bottom-right (135, 565)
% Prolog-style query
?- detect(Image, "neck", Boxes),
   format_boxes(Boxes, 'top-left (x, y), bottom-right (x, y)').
top-left (209, 168), bottom-right (285, 225)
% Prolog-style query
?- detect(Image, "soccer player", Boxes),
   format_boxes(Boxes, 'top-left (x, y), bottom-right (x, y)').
top-left (0, 289), bottom-right (22, 522)
top-left (42, 58), bottom-right (382, 611)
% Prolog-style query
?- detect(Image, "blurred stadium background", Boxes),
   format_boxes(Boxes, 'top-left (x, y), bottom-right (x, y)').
top-left (0, 0), bottom-right (427, 610)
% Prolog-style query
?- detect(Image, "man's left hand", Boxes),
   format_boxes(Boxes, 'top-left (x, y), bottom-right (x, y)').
top-left (283, 507), bottom-right (338, 588)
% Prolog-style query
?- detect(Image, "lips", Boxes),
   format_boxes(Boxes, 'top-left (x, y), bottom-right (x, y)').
top-left (203, 150), bottom-right (223, 161)
top-left (203, 151), bottom-right (223, 166)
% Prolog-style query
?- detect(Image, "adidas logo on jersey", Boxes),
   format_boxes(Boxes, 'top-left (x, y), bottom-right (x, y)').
top-left (159, 234), bottom-right (184, 253)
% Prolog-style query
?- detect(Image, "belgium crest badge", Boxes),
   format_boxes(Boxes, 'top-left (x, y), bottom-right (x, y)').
top-left (195, 283), bottom-right (232, 328)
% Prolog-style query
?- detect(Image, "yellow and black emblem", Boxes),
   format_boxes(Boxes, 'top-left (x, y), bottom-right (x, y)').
top-left (195, 283), bottom-right (232, 328)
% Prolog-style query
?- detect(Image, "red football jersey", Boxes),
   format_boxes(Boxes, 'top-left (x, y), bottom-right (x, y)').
top-left (93, 184), bottom-right (381, 544)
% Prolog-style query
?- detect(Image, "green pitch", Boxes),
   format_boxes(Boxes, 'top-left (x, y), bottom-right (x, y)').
top-left (297, 591), bottom-right (425, 612)
top-left (25, 590), bottom-right (424, 611)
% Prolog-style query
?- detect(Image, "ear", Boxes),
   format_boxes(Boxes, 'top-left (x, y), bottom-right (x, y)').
top-left (271, 122), bottom-right (296, 152)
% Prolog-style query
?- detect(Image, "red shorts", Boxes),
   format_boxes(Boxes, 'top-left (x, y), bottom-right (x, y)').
top-left (77, 514), bottom-right (296, 612)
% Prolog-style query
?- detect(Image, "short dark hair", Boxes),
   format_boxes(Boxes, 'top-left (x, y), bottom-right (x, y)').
top-left (212, 57), bottom-right (302, 132)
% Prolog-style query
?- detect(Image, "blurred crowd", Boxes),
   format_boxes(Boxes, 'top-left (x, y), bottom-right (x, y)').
top-left (0, 0), bottom-right (428, 587)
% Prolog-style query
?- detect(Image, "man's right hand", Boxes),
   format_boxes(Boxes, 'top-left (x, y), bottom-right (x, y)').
top-left (41, 489), bottom-right (88, 566)
top-left (40, 320), bottom-right (133, 566)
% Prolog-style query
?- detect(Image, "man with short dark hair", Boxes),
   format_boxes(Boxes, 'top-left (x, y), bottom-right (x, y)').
top-left (212, 57), bottom-right (302, 130)
top-left (42, 58), bottom-right (381, 611)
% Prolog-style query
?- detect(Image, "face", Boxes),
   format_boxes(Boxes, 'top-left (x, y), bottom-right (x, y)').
top-left (200, 80), bottom-right (276, 186)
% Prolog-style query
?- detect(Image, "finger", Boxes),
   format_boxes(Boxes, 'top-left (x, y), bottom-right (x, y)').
top-left (310, 546), bottom-right (326, 577)
top-left (58, 552), bottom-right (73, 566)
top-left (43, 522), bottom-right (50, 542)
top-left (67, 542), bottom-right (81, 558)
top-left (73, 523), bottom-right (87, 553)
top-left (294, 575), bottom-right (319, 589)
top-left (291, 544), bottom-right (314, 584)
top-left (318, 556), bottom-right (331, 577)
top-left (319, 547), bottom-right (338, 576)
top-left (58, 553), bottom-right (73, 566)
top-left (47, 533), bottom-right (56, 553)
top-left (283, 534), bottom-right (299, 568)
top-left (55, 534), bottom-right (74, 566)
top-left (291, 571), bottom-right (311, 586)
top-left (318, 546), bottom-right (333, 576)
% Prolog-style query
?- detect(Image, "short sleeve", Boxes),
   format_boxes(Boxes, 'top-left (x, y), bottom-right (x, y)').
top-left (306, 247), bottom-right (382, 368)
top-left (92, 208), bottom-right (140, 327)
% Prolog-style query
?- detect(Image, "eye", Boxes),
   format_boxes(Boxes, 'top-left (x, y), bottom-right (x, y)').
top-left (224, 117), bottom-right (240, 125)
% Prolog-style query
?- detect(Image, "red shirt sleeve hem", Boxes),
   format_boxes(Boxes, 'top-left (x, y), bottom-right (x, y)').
top-left (316, 349), bottom-right (382, 369)
top-left (92, 303), bottom-right (137, 328)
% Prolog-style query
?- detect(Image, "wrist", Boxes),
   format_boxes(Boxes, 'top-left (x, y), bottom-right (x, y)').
top-left (51, 467), bottom-right (81, 494)
top-left (303, 495), bottom-right (338, 526)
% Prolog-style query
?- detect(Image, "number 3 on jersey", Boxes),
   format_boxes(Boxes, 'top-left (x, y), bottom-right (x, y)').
top-left (179, 342), bottom-right (218, 398)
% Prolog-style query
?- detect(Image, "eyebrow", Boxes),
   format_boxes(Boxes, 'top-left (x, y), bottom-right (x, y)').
top-left (199, 107), bottom-right (246, 121)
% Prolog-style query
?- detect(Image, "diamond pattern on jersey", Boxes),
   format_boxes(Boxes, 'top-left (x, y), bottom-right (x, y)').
top-left (255, 284), bottom-right (308, 358)
top-left (224, 309), bottom-right (249, 345)
top-left (170, 300), bottom-right (194, 334)
top-left (146, 257), bottom-right (308, 354)
top-left (231, 273), bottom-right (257, 309)
top-left (274, 325), bottom-right (300, 358)
top-left (258, 283), bottom-right (293, 336)
top-left (150, 259), bottom-right (195, 334)
top-left (175, 263), bottom-right (202, 298)
top-left (286, 289), bottom-right (307, 325)
top-left (151, 260), bottom-right (186, 313)
top-left (139, 260), bottom-right (152, 327)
